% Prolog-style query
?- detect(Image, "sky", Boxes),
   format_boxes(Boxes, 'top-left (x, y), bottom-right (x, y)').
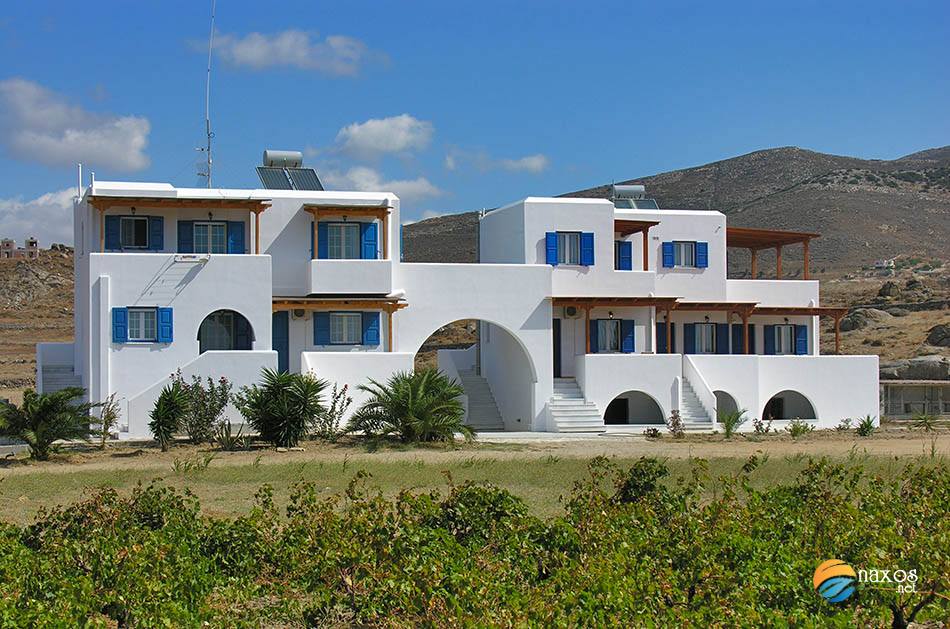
top-left (0, 0), bottom-right (948, 244)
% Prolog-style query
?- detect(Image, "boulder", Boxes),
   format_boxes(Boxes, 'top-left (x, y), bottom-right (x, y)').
top-left (840, 308), bottom-right (893, 331)
top-left (880, 355), bottom-right (950, 380)
top-left (877, 280), bottom-right (901, 298)
top-left (926, 324), bottom-right (950, 348)
top-left (885, 307), bottom-right (910, 317)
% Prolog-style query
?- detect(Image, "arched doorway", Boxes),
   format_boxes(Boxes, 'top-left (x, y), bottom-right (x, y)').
top-left (714, 390), bottom-right (739, 417)
top-left (763, 390), bottom-right (816, 420)
top-left (198, 310), bottom-right (254, 353)
top-left (604, 390), bottom-right (664, 425)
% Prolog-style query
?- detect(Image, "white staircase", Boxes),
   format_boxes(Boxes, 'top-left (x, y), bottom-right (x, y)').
top-left (680, 380), bottom-right (713, 431)
top-left (40, 365), bottom-right (81, 394)
top-left (550, 378), bottom-right (605, 432)
top-left (457, 369), bottom-right (505, 431)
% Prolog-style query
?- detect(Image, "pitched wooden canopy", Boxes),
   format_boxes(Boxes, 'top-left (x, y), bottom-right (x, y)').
top-left (88, 196), bottom-right (271, 212)
top-left (303, 204), bottom-right (393, 260)
top-left (614, 219), bottom-right (660, 237)
top-left (726, 227), bottom-right (819, 250)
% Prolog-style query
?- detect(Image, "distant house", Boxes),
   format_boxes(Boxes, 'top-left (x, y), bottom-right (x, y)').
top-left (881, 380), bottom-right (950, 419)
top-left (873, 258), bottom-right (896, 270)
top-left (0, 237), bottom-right (39, 260)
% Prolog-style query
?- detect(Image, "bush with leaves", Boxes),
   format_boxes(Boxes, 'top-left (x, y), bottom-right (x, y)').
top-left (752, 416), bottom-right (773, 434)
top-left (665, 409), bottom-right (685, 439)
top-left (835, 417), bottom-right (853, 432)
top-left (717, 408), bottom-right (747, 439)
top-left (149, 383), bottom-right (188, 452)
top-left (172, 372), bottom-right (232, 445)
top-left (0, 387), bottom-right (96, 460)
top-left (785, 418), bottom-right (814, 440)
top-left (313, 383), bottom-right (351, 442)
top-left (855, 414), bottom-right (877, 437)
top-left (347, 368), bottom-right (473, 443)
top-left (234, 369), bottom-right (327, 448)
top-left (97, 392), bottom-right (121, 449)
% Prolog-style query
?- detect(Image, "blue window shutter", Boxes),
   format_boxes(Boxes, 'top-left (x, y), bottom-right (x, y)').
top-left (656, 322), bottom-right (667, 353)
top-left (661, 242), bottom-right (674, 267)
top-left (749, 325), bottom-right (756, 354)
top-left (157, 308), bottom-right (173, 343)
top-left (683, 323), bottom-right (696, 354)
top-left (764, 325), bottom-right (776, 355)
top-left (105, 216), bottom-right (121, 251)
top-left (731, 324), bottom-right (744, 355)
top-left (362, 312), bottom-right (381, 346)
top-left (361, 222), bottom-right (378, 260)
top-left (617, 241), bottom-right (632, 271)
top-left (716, 323), bottom-right (730, 354)
top-left (148, 216), bottom-right (164, 251)
top-left (317, 222), bottom-right (329, 259)
top-left (795, 324), bottom-right (808, 355)
top-left (589, 320), bottom-right (598, 354)
top-left (111, 307), bottom-right (128, 343)
top-left (580, 232), bottom-right (595, 266)
top-left (621, 320), bottom-right (635, 353)
top-left (313, 313), bottom-right (330, 345)
top-left (545, 232), bottom-right (558, 266)
top-left (272, 312), bottom-right (289, 373)
top-left (177, 221), bottom-right (194, 253)
top-left (227, 221), bottom-right (245, 254)
top-left (670, 324), bottom-right (676, 353)
top-left (696, 242), bottom-right (709, 268)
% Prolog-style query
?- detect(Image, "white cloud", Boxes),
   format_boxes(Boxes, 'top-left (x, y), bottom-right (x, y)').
top-left (214, 30), bottom-right (382, 76)
top-left (0, 188), bottom-right (75, 245)
top-left (0, 78), bottom-right (150, 171)
top-left (444, 147), bottom-right (549, 174)
top-left (335, 114), bottom-right (434, 159)
top-left (322, 165), bottom-right (442, 203)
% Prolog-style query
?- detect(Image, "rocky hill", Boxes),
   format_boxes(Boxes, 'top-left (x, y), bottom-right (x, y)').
top-left (403, 145), bottom-right (950, 273)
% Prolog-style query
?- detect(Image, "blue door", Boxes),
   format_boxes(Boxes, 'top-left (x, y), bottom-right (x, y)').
top-left (272, 311), bottom-right (289, 373)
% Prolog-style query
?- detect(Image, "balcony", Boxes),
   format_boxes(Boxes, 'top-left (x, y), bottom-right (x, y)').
top-left (551, 268), bottom-right (656, 298)
top-left (309, 258), bottom-right (393, 295)
top-left (726, 279), bottom-right (819, 307)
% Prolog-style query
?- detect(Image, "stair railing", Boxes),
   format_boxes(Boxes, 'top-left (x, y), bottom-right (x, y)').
top-left (682, 355), bottom-right (718, 430)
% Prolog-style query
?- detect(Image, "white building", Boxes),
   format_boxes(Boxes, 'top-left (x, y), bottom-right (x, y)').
top-left (36, 162), bottom-right (879, 437)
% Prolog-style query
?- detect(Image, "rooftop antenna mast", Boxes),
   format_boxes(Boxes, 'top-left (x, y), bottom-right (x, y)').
top-left (197, 0), bottom-right (216, 187)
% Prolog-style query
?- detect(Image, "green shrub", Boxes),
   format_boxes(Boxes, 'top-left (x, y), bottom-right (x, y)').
top-left (785, 418), bottom-right (814, 440)
top-left (97, 392), bottom-right (121, 449)
top-left (717, 408), bottom-right (747, 439)
top-left (313, 383), bottom-right (351, 442)
top-left (914, 413), bottom-right (938, 433)
top-left (752, 416), bottom-right (773, 434)
top-left (348, 369), bottom-right (473, 443)
top-left (234, 369), bottom-right (327, 448)
top-left (835, 418), bottom-right (853, 432)
top-left (0, 387), bottom-right (96, 460)
top-left (173, 372), bottom-right (232, 445)
top-left (214, 421), bottom-right (249, 451)
top-left (149, 383), bottom-right (188, 452)
top-left (665, 409), bottom-right (685, 439)
top-left (855, 415), bottom-right (877, 437)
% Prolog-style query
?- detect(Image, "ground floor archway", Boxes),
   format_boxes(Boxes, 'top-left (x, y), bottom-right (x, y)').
top-left (604, 390), bottom-right (665, 425)
top-left (714, 390), bottom-right (739, 417)
top-left (763, 389), bottom-right (816, 420)
top-left (198, 309), bottom-right (254, 353)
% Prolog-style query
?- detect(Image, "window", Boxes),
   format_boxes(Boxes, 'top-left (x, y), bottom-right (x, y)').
top-left (194, 222), bottom-right (227, 254)
top-left (774, 324), bottom-right (795, 355)
top-left (695, 323), bottom-right (716, 354)
top-left (673, 241), bottom-right (695, 267)
top-left (120, 217), bottom-right (149, 249)
top-left (128, 308), bottom-right (157, 342)
top-left (199, 311), bottom-right (234, 352)
top-left (557, 232), bottom-right (580, 265)
top-left (597, 319), bottom-right (621, 353)
top-left (328, 223), bottom-right (360, 259)
top-left (330, 313), bottom-right (362, 344)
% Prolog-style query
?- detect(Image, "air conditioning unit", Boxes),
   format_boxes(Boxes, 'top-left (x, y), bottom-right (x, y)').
top-left (564, 306), bottom-right (581, 319)
top-left (291, 309), bottom-right (307, 320)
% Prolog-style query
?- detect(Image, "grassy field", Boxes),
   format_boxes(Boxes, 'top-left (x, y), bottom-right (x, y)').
top-left (2, 428), bottom-right (947, 525)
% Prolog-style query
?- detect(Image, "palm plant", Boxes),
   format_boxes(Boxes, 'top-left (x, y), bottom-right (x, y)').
top-left (0, 387), bottom-right (96, 460)
top-left (717, 408), bottom-right (748, 440)
top-left (149, 383), bottom-right (188, 452)
top-left (913, 413), bottom-right (938, 433)
top-left (234, 369), bottom-right (327, 448)
top-left (348, 369), bottom-right (474, 443)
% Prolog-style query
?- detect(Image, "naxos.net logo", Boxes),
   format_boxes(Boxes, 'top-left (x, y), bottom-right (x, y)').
top-left (814, 559), bottom-right (919, 603)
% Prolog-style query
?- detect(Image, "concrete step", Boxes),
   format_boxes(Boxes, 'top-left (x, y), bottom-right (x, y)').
top-left (458, 370), bottom-right (505, 432)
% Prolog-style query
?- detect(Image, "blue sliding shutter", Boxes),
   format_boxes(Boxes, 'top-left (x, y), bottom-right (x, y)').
top-left (616, 241), bottom-right (632, 270)
top-left (157, 308), bottom-right (173, 343)
top-left (696, 242), bottom-right (709, 268)
top-left (656, 322), bottom-right (676, 353)
top-left (764, 325), bottom-right (776, 355)
top-left (148, 216), bottom-right (164, 251)
top-left (716, 323), bottom-right (730, 354)
top-left (621, 320), bottom-right (635, 353)
top-left (227, 221), bottom-right (245, 254)
top-left (748, 325), bottom-right (756, 354)
top-left (111, 307), bottom-right (128, 343)
top-left (731, 324), bottom-right (749, 355)
top-left (317, 222), bottom-right (329, 260)
top-left (272, 312), bottom-right (289, 373)
top-left (589, 320), bottom-right (599, 354)
top-left (361, 222), bottom-right (378, 260)
top-left (105, 216), bottom-right (121, 251)
top-left (580, 232), bottom-right (595, 266)
top-left (177, 221), bottom-right (194, 253)
top-left (683, 323), bottom-right (696, 354)
top-left (545, 232), bottom-right (558, 265)
top-left (313, 313), bottom-right (331, 345)
top-left (362, 312), bottom-right (381, 346)
top-left (795, 324), bottom-right (808, 355)
top-left (661, 242), bottom-right (674, 267)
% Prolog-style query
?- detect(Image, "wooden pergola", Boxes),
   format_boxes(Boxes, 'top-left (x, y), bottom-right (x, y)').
top-left (726, 227), bottom-right (820, 280)
top-left (272, 297), bottom-right (408, 351)
top-left (302, 204), bottom-right (393, 260)
top-left (552, 297), bottom-right (679, 354)
top-left (614, 219), bottom-right (660, 271)
top-left (752, 306), bottom-right (849, 354)
top-left (88, 195), bottom-right (272, 254)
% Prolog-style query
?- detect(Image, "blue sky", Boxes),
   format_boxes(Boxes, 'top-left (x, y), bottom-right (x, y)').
top-left (1, 0), bottom-right (948, 243)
